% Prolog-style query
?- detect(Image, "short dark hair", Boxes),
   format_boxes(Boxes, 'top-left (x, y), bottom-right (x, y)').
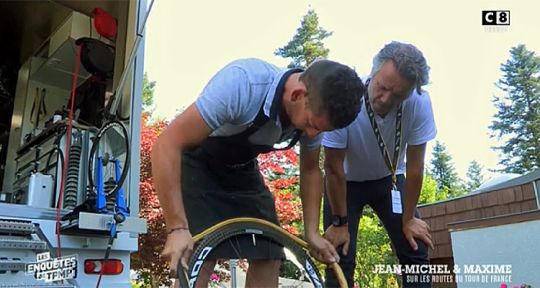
top-left (300, 60), bottom-right (365, 129)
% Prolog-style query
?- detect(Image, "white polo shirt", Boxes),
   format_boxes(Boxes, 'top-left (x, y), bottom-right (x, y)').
top-left (322, 89), bottom-right (437, 182)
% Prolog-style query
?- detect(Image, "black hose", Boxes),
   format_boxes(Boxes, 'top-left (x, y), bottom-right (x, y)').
top-left (46, 129), bottom-right (67, 208)
top-left (44, 147), bottom-right (65, 189)
top-left (45, 147), bottom-right (65, 173)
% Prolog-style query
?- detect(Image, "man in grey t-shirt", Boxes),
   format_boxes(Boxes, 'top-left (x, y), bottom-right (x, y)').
top-left (152, 58), bottom-right (364, 286)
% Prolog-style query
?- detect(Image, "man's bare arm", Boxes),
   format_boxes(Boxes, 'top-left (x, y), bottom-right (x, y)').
top-left (151, 103), bottom-right (212, 228)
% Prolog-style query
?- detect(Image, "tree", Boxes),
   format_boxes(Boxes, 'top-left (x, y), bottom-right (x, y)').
top-left (490, 44), bottom-right (540, 174)
top-left (131, 75), bottom-right (169, 288)
top-left (429, 141), bottom-right (465, 198)
top-left (430, 141), bottom-right (459, 191)
top-left (355, 209), bottom-right (399, 287)
top-left (258, 149), bottom-right (303, 236)
top-left (270, 8), bottom-right (332, 234)
top-left (142, 72), bottom-right (156, 112)
top-left (274, 9), bottom-right (332, 68)
top-left (131, 113), bottom-right (168, 288)
top-left (418, 173), bottom-right (447, 204)
top-left (466, 160), bottom-right (484, 192)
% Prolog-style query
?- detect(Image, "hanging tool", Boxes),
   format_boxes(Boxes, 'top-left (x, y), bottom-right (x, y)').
top-left (30, 88), bottom-right (47, 133)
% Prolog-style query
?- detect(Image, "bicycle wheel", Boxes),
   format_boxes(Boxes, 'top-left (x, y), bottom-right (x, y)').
top-left (87, 120), bottom-right (130, 204)
top-left (177, 217), bottom-right (347, 288)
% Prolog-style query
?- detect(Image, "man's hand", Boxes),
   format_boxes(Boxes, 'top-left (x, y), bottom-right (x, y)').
top-left (307, 233), bottom-right (340, 264)
top-left (403, 217), bottom-right (434, 251)
top-left (324, 225), bottom-right (350, 255)
top-left (161, 229), bottom-right (194, 276)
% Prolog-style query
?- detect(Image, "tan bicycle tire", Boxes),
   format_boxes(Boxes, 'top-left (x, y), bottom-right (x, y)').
top-left (177, 217), bottom-right (347, 288)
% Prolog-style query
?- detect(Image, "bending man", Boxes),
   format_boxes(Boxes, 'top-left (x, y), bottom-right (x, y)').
top-left (152, 58), bottom-right (365, 287)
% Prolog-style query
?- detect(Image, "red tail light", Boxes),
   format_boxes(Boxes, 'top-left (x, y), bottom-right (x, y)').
top-left (84, 259), bottom-right (123, 275)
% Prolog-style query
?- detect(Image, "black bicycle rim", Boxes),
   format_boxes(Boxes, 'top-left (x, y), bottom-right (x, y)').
top-left (177, 221), bottom-right (324, 288)
top-left (87, 120), bottom-right (130, 198)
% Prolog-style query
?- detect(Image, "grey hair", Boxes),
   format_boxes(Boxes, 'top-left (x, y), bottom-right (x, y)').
top-left (370, 41), bottom-right (430, 93)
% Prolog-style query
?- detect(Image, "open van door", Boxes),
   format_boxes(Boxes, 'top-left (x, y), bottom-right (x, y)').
top-left (0, 1), bottom-right (148, 287)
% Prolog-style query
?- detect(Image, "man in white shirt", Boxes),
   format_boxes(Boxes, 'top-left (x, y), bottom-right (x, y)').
top-left (323, 41), bottom-right (436, 287)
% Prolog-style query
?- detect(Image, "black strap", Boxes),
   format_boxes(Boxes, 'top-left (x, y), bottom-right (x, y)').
top-left (251, 68), bottom-right (303, 151)
top-left (197, 68), bottom-right (304, 165)
top-left (364, 79), bottom-right (403, 187)
top-left (246, 104), bottom-right (301, 152)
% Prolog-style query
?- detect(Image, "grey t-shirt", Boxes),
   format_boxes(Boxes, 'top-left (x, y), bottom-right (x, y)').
top-left (195, 58), bottom-right (321, 150)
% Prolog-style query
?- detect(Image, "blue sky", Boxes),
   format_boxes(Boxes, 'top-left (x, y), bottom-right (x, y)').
top-left (143, 0), bottom-right (540, 181)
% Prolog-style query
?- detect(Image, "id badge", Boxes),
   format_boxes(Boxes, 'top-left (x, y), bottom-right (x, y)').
top-left (391, 189), bottom-right (402, 214)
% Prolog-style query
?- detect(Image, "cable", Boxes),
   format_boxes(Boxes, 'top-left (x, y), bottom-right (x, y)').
top-left (45, 129), bottom-right (66, 203)
top-left (44, 147), bottom-right (65, 174)
top-left (95, 229), bottom-right (114, 287)
top-left (95, 213), bottom-right (125, 288)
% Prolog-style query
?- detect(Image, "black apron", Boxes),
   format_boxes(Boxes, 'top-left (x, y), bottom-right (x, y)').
top-left (182, 68), bottom-right (302, 259)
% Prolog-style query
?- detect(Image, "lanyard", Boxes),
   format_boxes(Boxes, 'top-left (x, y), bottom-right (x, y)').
top-left (364, 80), bottom-right (403, 188)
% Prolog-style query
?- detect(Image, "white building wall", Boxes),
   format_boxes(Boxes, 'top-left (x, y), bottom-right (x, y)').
top-left (451, 219), bottom-right (540, 287)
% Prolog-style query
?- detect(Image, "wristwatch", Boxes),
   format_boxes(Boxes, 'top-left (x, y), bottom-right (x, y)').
top-left (332, 215), bottom-right (348, 227)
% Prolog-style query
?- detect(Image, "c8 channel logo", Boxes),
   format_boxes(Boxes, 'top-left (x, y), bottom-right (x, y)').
top-left (482, 10), bottom-right (510, 25)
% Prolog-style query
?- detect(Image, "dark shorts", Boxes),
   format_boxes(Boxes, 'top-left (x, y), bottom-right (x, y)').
top-left (181, 149), bottom-right (285, 260)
